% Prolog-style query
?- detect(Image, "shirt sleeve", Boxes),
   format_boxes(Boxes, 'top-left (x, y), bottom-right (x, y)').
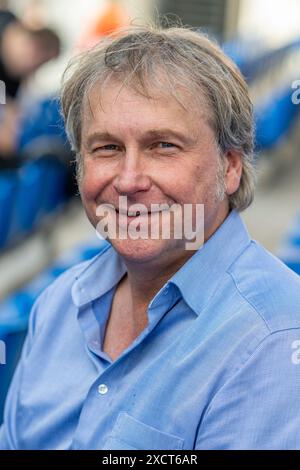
top-left (0, 288), bottom-right (50, 450)
top-left (195, 328), bottom-right (300, 450)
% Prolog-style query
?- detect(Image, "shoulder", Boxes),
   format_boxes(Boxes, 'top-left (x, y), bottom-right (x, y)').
top-left (42, 246), bottom-right (109, 298)
top-left (28, 242), bottom-right (112, 333)
top-left (228, 239), bottom-right (300, 333)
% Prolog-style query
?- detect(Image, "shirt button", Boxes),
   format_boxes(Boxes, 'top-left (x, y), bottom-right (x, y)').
top-left (98, 384), bottom-right (108, 395)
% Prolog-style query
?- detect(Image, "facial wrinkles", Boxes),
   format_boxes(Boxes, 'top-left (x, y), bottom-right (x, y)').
top-left (80, 83), bottom-right (224, 210)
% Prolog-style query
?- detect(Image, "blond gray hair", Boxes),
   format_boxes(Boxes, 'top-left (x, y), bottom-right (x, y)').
top-left (61, 24), bottom-right (256, 211)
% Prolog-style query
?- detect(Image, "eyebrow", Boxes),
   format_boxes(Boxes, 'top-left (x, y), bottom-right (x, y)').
top-left (83, 128), bottom-right (196, 149)
top-left (83, 132), bottom-right (120, 149)
top-left (141, 129), bottom-right (196, 145)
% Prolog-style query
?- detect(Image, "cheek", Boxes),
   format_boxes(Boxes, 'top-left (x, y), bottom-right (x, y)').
top-left (80, 160), bottom-right (108, 201)
top-left (80, 176), bottom-right (98, 202)
top-left (189, 163), bottom-right (220, 203)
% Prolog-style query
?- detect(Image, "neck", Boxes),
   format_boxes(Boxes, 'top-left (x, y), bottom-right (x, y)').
top-left (119, 204), bottom-right (230, 315)
top-left (124, 248), bottom-right (195, 310)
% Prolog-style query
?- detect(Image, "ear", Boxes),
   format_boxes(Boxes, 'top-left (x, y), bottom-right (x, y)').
top-left (223, 150), bottom-right (243, 196)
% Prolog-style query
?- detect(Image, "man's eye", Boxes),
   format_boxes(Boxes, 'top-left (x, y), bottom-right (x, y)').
top-left (93, 144), bottom-right (119, 152)
top-left (156, 142), bottom-right (176, 149)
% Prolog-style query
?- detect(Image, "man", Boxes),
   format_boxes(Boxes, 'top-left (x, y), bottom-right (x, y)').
top-left (0, 10), bottom-right (60, 166)
top-left (1, 25), bottom-right (300, 450)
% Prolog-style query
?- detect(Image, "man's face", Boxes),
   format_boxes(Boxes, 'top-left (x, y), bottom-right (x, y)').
top-left (80, 81), bottom-right (232, 265)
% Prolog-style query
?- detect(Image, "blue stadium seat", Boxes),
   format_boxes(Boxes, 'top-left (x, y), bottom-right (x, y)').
top-left (255, 86), bottom-right (300, 151)
top-left (223, 37), bottom-right (267, 80)
top-left (38, 157), bottom-right (67, 214)
top-left (279, 213), bottom-right (300, 276)
top-left (224, 36), bottom-right (300, 82)
top-left (1, 157), bottom-right (68, 250)
top-left (13, 159), bottom-right (49, 234)
top-left (0, 328), bottom-right (27, 421)
top-left (17, 97), bottom-right (67, 153)
top-left (0, 172), bottom-right (17, 249)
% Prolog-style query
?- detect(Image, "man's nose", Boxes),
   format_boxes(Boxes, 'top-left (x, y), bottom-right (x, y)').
top-left (112, 150), bottom-right (151, 195)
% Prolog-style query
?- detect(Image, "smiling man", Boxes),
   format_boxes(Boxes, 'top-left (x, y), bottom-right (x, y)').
top-left (1, 25), bottom-right (300, 450)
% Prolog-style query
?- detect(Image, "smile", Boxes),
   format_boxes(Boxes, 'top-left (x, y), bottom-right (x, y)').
top-left (116, 209), bottom-right (169, 217)
top-left (117, 209), bottom-right (145, 215)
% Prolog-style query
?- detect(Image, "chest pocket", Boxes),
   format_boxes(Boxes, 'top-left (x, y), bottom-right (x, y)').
top-left (102, 412), bottom-right (185, 450)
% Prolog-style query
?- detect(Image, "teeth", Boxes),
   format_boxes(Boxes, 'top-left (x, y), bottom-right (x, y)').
top-left (127, 210), bottom-right (141, 216)
top-left (117, 209), bottom-right (166, 216)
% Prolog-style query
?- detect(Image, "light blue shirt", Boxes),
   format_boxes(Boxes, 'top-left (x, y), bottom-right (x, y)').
top-left (1, 210), bottom-right (300, 450)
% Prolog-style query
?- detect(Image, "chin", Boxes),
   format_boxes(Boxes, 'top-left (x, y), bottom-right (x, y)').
top-left (109, 237), bottom-right (170, 264)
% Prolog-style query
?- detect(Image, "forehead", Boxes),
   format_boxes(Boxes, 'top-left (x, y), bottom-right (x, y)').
top-left (82, 79), bottom-right (212, 134)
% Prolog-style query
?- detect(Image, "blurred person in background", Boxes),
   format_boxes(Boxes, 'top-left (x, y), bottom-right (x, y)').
top-left (0, 8), bottom-right (60, 169)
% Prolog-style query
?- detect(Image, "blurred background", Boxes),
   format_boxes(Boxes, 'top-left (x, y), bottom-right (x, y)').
top-left (1, 0), bottom-right (300, 421)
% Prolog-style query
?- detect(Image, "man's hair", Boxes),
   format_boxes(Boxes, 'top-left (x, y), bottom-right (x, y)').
top-left (61, 24), bottom-right (256, 211)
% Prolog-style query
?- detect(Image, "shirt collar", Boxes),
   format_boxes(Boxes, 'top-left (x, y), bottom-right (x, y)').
top-left (169, 210), bottom-right (251, 315)
top-left (72, 210), bottom-right (251, 313)
top-left (71, 243), bottom-right (127, 307)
